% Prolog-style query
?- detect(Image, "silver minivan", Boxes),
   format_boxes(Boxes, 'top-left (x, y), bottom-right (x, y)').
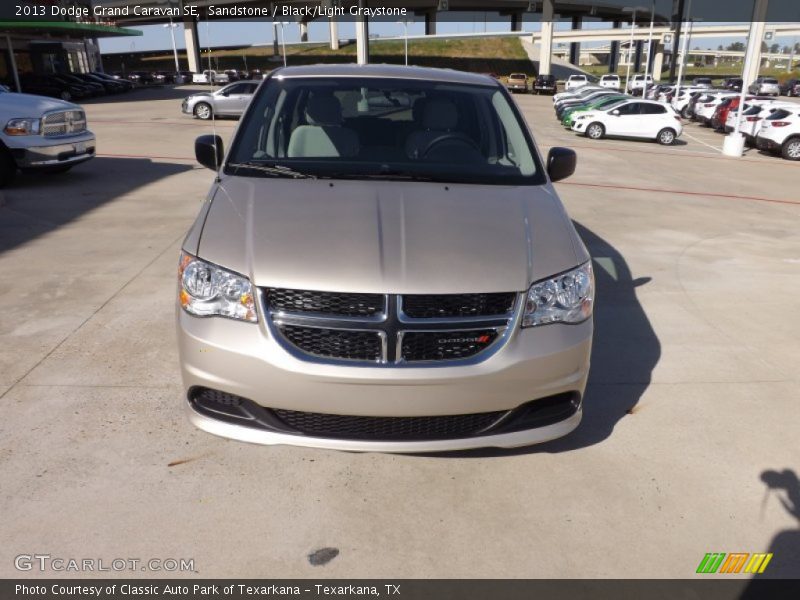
top-left (177, 65), bottom-right (593, 452)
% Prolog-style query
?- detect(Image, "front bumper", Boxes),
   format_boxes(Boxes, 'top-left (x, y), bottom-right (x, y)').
top-left (9, 131), bottom-right (96, 168)
top-left (177, 305), bottom-right (592, 451)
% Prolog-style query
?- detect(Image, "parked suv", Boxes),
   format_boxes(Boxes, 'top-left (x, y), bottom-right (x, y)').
top-left (178, 65), bottom-right (592, 452)
top-left (626, 74), bottom-right (654, 95)
top-left (0, 88), bottom-right (96, 186)
top-left (748, 77), bottom-right (780, 96)
top-left (779, 78), bottom-right (800, 97)
top-left (756, 105), bottom-right (800, 160)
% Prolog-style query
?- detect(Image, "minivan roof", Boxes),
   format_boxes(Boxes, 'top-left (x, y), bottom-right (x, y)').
top-left (273, 64), bottom-right (500, 87)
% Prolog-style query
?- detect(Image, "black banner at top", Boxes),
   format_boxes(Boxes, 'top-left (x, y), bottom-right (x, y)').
top-left (1, 0), bottom-right (799, 23)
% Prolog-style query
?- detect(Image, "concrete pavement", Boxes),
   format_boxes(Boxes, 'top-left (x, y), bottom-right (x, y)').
top-left (0, 86), bottom-right (798, 579)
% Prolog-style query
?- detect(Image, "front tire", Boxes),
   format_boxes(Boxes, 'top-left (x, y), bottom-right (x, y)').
top-left (657, 128), bottom-right (676, 145)
top-left (194, 102), bottom-right (212, 120)
top-left (681, 105), bottom-right (692, 119)
top-left (586, 122), bottom-right (605, 140)
top-left (781, 137), bottom-right (800, 161)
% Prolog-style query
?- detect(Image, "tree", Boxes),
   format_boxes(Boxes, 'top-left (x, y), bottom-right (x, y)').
top-left (760, 41), bottom-right (768, 52)
top-left (717, 44), bottom-right (724, 51)
top-left (770, 43), bottom-right (780, 54)
top-left (726, 42), bottom-right (745, 51)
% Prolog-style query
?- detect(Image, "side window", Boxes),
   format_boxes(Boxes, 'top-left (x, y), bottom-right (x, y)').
top-left (226, 84), bottom-right (247, 94)
top-left (616, 102), bottom-right (639, 116)
top-left (641, 104), bottom-right (666, 115)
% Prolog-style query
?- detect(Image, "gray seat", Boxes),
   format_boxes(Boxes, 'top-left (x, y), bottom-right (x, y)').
top-left (405, 98), bottom-right (473, 160)
top-left (287, 95), bottom-right (359, 158)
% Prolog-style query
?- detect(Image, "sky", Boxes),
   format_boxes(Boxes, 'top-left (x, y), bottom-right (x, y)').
top-left (98, 16), bottom-right (775, 55)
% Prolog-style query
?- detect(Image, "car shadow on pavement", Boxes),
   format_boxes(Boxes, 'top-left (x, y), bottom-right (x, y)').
top-left (420, 221), bottom-right (661, 458)
top-left (0, 157), bottom-right (194, 256)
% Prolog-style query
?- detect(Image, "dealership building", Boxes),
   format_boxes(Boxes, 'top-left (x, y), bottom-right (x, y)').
top-left (0, 0), bottom-right (141, 91)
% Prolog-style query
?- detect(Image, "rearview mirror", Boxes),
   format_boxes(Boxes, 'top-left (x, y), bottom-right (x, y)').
top-left (195, 134), bottom-right (224, 171)
top-left (547, 147), bottom-right (577, 183)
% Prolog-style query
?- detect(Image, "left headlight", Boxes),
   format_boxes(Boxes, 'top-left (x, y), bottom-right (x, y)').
top-left (178, 252), bottom-right (257, 323)
top-left (522, 262), bottom-right (594, 328)
top-left (4, 118), bottom-right (41, 136)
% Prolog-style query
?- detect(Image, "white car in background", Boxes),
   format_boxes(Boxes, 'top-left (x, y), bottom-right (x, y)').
top-left (724, 101), bottom-right (795, 142)
top-left (670, 87), bottom-right (709, 117)
top-left (693, 91), bottom-right (738, 124)
top-left (755, 105), bottom-right (800, 160)
top-left (599, 74), bottom-right (621, 90)
top-left (565, 74), bottom-right (590, 91)
top-left (571, 98), bottom-right (683, 145)
top-left (627, 74), bottom-right (654, 95)
top-left (553, 85), bottom-right (601, 103)
top-left (748, 77), bottom-right (780, 97)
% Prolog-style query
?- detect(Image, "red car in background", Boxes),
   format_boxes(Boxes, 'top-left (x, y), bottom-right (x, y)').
top-left (711, 95), bottom-right (773, 131)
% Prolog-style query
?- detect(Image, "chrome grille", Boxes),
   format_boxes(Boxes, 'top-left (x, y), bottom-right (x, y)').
top-left (264, 288), bottom-right (518, 365)
top-left (42, 110), bottom-right (87, 137)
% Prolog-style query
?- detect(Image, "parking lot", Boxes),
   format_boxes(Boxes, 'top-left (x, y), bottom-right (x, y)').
top-left (1, 85), bottom-right (798, 578)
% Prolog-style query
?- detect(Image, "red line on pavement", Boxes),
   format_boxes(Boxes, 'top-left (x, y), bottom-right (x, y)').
top-left (559, 181), bottom-right (800, 207)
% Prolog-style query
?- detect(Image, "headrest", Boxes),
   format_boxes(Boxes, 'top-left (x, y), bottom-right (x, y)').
top-left (423, 98), bottom-right (458, 130)
top-left (305, 94), bottom-right (342, 126)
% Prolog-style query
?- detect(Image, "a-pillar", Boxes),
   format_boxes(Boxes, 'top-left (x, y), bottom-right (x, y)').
top-left (609, 21), bottom-right (621, 72)
top-left (633, 39), bottom-right (644, 72)
top-left (183, 17), bottom-right (201, 73)
top-left (424, 10), bottom-right (436, 35)
top-left (742, 21), bottom-right (766, 85)
top-left (569, 15), bottom-right (582, 66)
top-left (538, 0), bottom-right (554, 76)
top-left (355, 15), bottom-right (369, 64)
top-left (329, 18), bottom-right (339, 50)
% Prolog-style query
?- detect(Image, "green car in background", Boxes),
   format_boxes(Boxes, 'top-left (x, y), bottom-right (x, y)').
top-left (562, 95), bottom-right (629, 127)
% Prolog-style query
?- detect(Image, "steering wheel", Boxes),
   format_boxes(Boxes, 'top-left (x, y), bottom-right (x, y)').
top-left (421, 134), bottom-right (481, 159)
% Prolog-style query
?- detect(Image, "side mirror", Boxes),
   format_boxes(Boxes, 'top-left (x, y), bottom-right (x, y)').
top-left (547, 147), bottom-right (577, 183)
top-left (195, 134), bottom-right (224, 171)
top-left (611, 109), bottom-right (620, 116)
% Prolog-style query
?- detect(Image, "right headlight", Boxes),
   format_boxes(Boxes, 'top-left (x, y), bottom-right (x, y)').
top-left (522, 262), bottom-right (594, 328)
top-left (178, 252), bottom-right (257, 322)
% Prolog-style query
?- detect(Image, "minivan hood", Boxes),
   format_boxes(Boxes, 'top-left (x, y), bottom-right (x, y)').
top-left (195, 177), bottom-right (584, 294)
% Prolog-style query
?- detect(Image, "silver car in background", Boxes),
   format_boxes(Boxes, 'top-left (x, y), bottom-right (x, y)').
top-left (181, 81), bottom-right (260, 120)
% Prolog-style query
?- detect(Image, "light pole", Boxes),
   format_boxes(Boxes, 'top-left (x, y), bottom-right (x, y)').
top-left (642, 0), bottom-right (655, 98)
top-left (673, 0), bottom-right (695, 103)
top-left (279, 21), bottom-right (288, 67)
top-left (397, 19), bottom-right (413, 65)
top-left (622, 6), bottom-right (646, 93)
top-left (163, 17), bottom-right (180, 74)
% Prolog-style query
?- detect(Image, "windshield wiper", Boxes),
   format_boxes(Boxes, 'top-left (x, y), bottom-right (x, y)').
top-left (227, 162), bottom-right (317, 179)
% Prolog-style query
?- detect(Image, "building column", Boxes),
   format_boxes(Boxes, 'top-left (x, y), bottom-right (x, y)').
top-left (651, 41), bottom-right (665, 81)
top-left (424, 10), bottom-right (436, 35)
top-left (609, 21), bottom-right (621, 72)
top-left (183, 18), bottom-right (201, 73)
top-left (329, 18), bottom-right (339, 50)
top-left (355, 15), bottom-right (369, 65)
top-left (538, 0), bottom-right (554, 76)
top-left (569, 15), bottom-right (582, 66)
top-left (510, 11), bottom-right (523, 32)
top-left (633, 39), bottom-right (644, 71)
top-left (5, 35), bottom-right (21, 92)
top-left (299, 21), bottom-right (308, 42)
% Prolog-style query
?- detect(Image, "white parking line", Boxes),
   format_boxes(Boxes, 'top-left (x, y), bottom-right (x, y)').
top-left (681, 130), bottom-right (723, 153)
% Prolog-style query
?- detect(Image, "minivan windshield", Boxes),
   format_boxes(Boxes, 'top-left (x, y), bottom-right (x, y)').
top-left (227, 76), bottom-right (543, 185)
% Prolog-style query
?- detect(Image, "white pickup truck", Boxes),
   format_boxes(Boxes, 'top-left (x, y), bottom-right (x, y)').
top-left (0, 87), bottom-right (95, 187)
top-left (192, 70), bottom-right (230, 85)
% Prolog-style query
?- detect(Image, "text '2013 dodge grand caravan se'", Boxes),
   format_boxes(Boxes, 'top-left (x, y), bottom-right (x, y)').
top-left (177, 64), bottom-right (593, 452)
